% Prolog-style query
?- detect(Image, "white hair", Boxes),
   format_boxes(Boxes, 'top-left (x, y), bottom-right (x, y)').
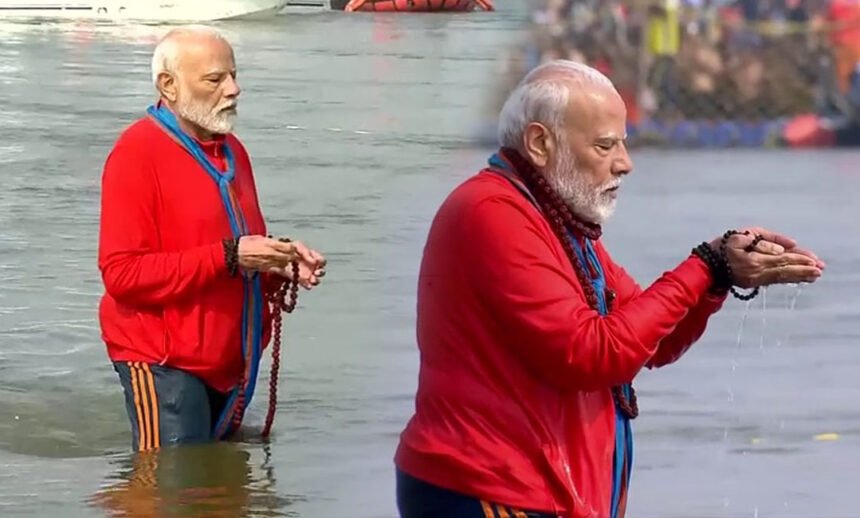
top-left (150, 24), bottom-right (229, 87)
top-left (497, 60), bottom-right (615, 151)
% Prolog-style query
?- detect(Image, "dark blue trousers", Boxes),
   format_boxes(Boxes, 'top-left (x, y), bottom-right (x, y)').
top-left (396, 469), bottom-right (558, 518)
top-left (113, 361), bottom-right (229, 451)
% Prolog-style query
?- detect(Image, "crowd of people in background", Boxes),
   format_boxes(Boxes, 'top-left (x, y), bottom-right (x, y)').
top-left (494, 0), bottom-right (860, 145)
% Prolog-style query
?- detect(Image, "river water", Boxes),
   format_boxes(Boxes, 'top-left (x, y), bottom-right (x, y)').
top-left (1, 5), bottom-right (859, 518)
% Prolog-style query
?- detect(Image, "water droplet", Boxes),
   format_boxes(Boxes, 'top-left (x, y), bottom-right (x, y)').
top-left (781, 284), bottom-right (803, 347)
top-left (760, 287), bottom-right (767, 350)
top-left (735, 300), bottom-right (752, 351)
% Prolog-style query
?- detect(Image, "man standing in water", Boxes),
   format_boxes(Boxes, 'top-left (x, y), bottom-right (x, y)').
top-left (394, 60), bottom-right (825, 518)
top-left (98, 25), bottom-right (326, 452)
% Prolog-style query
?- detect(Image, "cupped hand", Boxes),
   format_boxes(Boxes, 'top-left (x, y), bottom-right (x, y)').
top-left (267, 240), bottom-right (326, 289)
top-left (737, 226), bottom-right (826, 269)
top-left (710, 229), bottom-right (824, 288)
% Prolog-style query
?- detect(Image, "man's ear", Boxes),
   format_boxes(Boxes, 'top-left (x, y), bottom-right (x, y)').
top-left (157, 72), bottom-right (178, 103)
top-left (522, 122), bottom-right (554, 169)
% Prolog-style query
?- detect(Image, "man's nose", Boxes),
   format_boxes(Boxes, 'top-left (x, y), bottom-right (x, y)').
top-left (223, 75), bottom-right (240, 98)
top-left (612, 144), bottom-right (633, 176)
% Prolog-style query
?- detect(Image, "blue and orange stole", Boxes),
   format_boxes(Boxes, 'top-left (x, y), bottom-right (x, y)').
top-left (486, 152), bottom-right (634, 518)
top-left (146, 103), bottom-right (264, 440)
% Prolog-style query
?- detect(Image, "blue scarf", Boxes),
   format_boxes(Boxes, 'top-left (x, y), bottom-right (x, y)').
top-left (147, 103), bottom-right (265, 440)
top-left (487, 152), bottom-right (634, 518)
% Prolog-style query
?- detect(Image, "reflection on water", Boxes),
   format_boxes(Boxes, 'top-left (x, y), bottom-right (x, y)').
top-left (89, 442), bottom-right (301, 518)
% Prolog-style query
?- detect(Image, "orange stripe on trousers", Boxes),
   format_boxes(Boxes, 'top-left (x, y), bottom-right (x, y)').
top-left (141, 363), bottom-right (160, 449)
top-left (130, 362), bottom-right (160, 451)
top-left (128, 362), bottom-right (147, 452)
top-left (135, 363), bottom-right (152, 451)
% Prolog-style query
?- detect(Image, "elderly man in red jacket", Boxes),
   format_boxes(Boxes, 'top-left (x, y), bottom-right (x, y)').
top-left (98, 25), bottom-right (326, 452)
top-left (393, 59), bottom-right (824, 518)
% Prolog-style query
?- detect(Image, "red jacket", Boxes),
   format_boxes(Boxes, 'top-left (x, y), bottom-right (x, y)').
top-left (98, 117), bottom-right (274, 393)
top-left (394, 169), bottom-right (726, 518)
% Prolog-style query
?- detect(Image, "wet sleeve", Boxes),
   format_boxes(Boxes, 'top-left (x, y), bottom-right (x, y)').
top-left (98, 143), bottom-right (228, 306)
top-left (603, 253), bottom-right (726, 369)
top-left (464, 195), bottom-right (714, 391)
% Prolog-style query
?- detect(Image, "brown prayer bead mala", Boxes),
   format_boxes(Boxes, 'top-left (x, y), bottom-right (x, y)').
top-left (502, 148), bottom-right (638, 420)
top-left (227, 237), bottom-right (301, 439)
top-left (262, 249), bottom-right (300, 438)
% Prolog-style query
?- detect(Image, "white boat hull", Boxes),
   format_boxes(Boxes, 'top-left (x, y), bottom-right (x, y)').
top-left (0, 0), bottom-right (289, 22)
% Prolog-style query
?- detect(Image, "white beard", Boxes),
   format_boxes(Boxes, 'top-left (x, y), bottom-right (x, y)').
top-left (176, 95), bottom-right (237, 135)
top-left (544, 143), bottom-right (619, 224)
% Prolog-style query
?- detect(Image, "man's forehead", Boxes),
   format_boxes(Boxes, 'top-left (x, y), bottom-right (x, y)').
top-left (564, 91), bottom-right (626, 134)
top-left (175, 37), bottom-right (234, 70)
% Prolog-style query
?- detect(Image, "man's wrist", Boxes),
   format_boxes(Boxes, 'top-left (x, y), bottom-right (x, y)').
top-left (691, 241), bottom-right (730, 294)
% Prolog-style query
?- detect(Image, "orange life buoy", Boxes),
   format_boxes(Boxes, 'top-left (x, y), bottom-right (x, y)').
top-left (345, 0), bottom-right (494, 12)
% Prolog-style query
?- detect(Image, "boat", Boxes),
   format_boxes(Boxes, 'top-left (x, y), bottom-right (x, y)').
top-left (0, 0), bottom-right (289, 22)
top-left (336, 0), bottom-right (494, 12)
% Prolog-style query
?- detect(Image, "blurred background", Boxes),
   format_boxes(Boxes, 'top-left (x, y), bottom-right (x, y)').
top-left (480, 3), bottom-right (860, 517)
top-left (481, 0), bottom-right (860, 148)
